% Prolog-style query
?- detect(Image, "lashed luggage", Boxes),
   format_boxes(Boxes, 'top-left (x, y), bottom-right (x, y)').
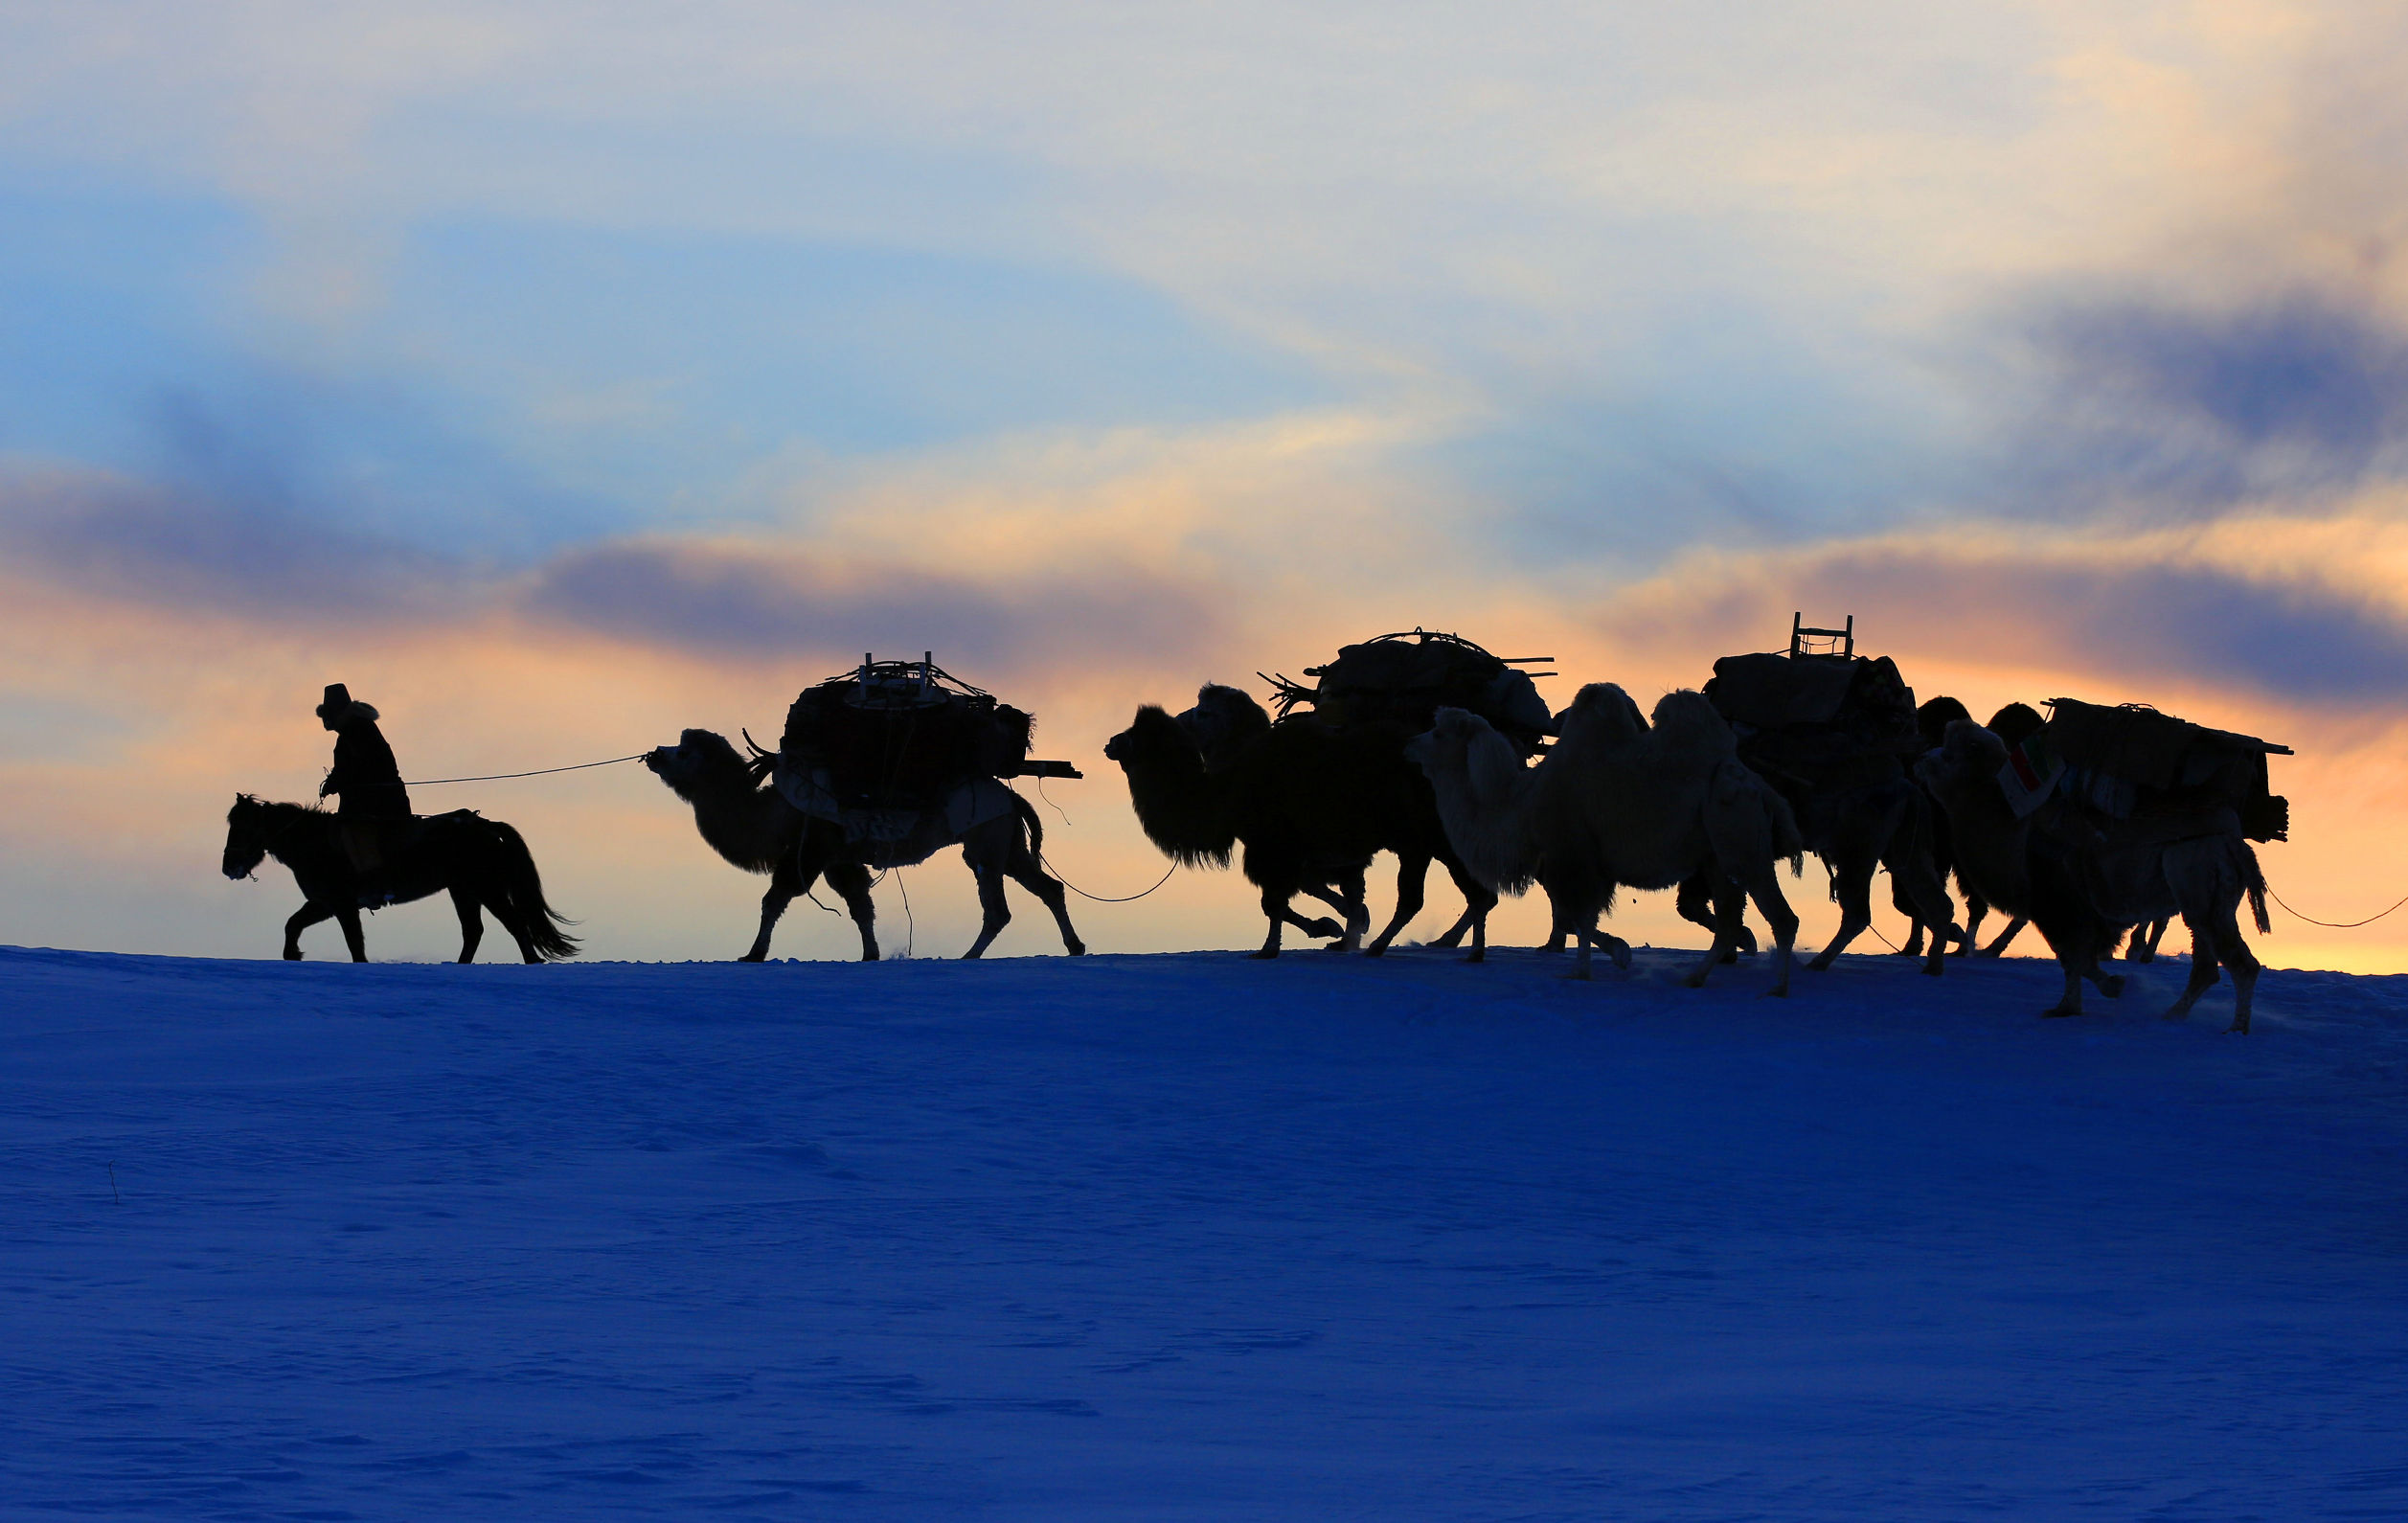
top-left (2038, 698), bottom-right (2289, 842)
top-left (1265, 629), bottom-right (1555, 753)
top-left (1703, 649), bottom-right (1922, 802)
top-left (771, 655), bottom-right (1074, 867)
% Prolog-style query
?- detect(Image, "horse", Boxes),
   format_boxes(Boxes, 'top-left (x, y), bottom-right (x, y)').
top-left (220, 795), bottom-right (579, 964)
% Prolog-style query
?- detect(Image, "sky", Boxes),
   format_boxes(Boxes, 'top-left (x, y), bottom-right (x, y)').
top-left (5, 0), bottom-right (2408, 968)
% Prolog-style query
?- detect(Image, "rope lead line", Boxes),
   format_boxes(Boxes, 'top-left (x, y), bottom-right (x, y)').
top-left (404, 753), bottom-right (648, 785)
top-left (2269, 886), bottom-right (2408, 930)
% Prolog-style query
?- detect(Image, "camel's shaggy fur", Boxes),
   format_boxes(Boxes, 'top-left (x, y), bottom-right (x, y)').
top-left (646, 727), bottom-right (1083, 962)
top-left (1407, 684), bottom-right (1803, 992)
top-left (1105, 687), bottom-right (1495, 960)
top-left (1917, 720), bottom-right (2269, 1032)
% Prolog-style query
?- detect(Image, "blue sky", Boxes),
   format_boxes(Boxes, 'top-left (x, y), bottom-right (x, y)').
top-left (5, 1), bottom-right (2407, 964)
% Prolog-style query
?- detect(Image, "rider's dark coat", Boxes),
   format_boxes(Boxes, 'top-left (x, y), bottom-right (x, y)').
top-left (323, 706), bottom-right (412, 820)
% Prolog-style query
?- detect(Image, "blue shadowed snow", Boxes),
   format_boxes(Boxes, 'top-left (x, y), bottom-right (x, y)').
top-left (1, 943), bottom-right (2403, 1518)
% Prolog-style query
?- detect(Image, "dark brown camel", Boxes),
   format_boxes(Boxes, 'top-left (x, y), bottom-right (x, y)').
top-left (646, 728), bottom-right (1084, 961)
top-left (1105, 686), bottom-right (1497, 959)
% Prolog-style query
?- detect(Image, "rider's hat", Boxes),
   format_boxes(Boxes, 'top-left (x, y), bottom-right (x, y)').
top-left (316, 683), bottom-right (356, 720)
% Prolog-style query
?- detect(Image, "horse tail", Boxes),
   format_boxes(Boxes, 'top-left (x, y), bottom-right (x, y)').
top-left (2241, 842), bottom-right (2271, 936)
top-left (485, 819), bottom-right (582, 961)
top-left (1011, 789), bottom-right (1045, 859)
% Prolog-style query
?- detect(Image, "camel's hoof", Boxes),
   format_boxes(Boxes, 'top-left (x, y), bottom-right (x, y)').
top-left (1248, 949), bottom-right (1280, 960)
top-left (1463, 949), bottom-right (1486, 965)
top-left (860, 952), bottom-right (880, 963)
top-left (1559, 967), bottom-right (1593, 982)
top-left (283, 948), bottom-right (302, 962)
top-left (1806, 956), bottom-right (1836, 973)
top-left (2226, 1020), bottom-right (2250, 1035)
top-left (1301, 918), bottom-right (1343, 940)
top-left (1066, 943), bottom-right (1087, 956)
top-left (1611, 949), bottom-right (1633, 972)
top-left (2099, 974), bottom-right (2125, 998)
top-left (1920, 962), bottom-right (1944, 978)
top-left (1761, 985), bottom-right (1790, 998)
top-left (739, 952), bottom-right (767, 964)
top-left (2041, 1006), bottom-right (2079, 1018)
top-left (1361, 944), bottom-right (1389, 959)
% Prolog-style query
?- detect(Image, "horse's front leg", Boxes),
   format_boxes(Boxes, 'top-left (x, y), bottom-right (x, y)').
top-left (283, 901), bottom-right (337, 960)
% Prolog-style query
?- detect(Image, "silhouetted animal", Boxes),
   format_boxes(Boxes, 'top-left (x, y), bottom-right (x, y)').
top-left (1106, 687), bottom-right (1496, 959)
top-left (221, 795), bottom-right (578, 963)
top-left (1917, 720), bottom-right (2269, 1031)
top-left (1966, 701), bottom-right (2048, 956)
top-left (1408, 685), bottom-right (1802, 991)
top-left (646, 728), bottom-right (1083, 961)
top-left (1895, 694), bottom-right (1991, 958)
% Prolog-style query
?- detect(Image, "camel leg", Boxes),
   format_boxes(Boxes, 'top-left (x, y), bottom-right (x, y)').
top-left (335, 906), bottom-right (368, 963)
top-left (2130, 916), bottom-right (2169, 964)
top-left (1441, 857), bottom-right (1495, 964)
top-left (2157, 912), bottom-right (2223, 1025)
top-left (1807, 848), bottom-right (1878, 971)
top-left (1959, 890), bottom-right (1989, 956)
top-left (2216, 915), bottom-right (2261, 1036)
top-left (1684, 878), bottom-right (1739, 989)
top-left (449, 884), bottom-right (485, 964)
top-left (1364, 853), bottom-right (1428, 957)
top-left (1678, 873), bottom-right (1753, 962)
top-left (1890, 875), bottom-right (1926, 957)
top-left (961, 858), bottom-right (1013, 960)
top-left (741, 853), bottom-right (805, 963)
top-left (1253, 884), bottom-right (1289, 959)
top-left (1980, 916), bottom-right (2027, 957)
top-left (1429, 906), bottom-right (1476, 949)
top-left (1887, 848), bottom-right (1958, 978)
top-left (283, 901), bottom-right (338, 960)
top-left (825, 860), bottom-right (880, 961)
top-left (1742, 864), bottom-right (1800, 998)
top-left (1004, 834), bottom-right (1086, 956)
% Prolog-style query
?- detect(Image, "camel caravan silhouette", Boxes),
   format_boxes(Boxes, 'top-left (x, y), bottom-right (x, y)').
top-left (647, 654), bottom-right (1086, 961)
top-left (223, 624), bottom-right (2297, 1033)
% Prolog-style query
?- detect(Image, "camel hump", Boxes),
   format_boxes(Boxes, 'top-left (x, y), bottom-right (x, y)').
top-left (1555, 683), bottom-right (1646, 749)
top-left (1648, 690), bottom-right (1738, 759)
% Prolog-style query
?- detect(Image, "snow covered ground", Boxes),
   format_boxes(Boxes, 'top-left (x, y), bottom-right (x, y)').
top-left (2, 940), bottom-right (2403, 1521)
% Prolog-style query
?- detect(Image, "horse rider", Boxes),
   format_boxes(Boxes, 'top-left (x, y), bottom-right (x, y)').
top-left (317, 683), bottom-right (413, 874)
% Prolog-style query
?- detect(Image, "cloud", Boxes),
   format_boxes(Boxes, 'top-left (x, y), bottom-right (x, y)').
top-left (0, 465), bottom-right (466, 623)
top-left (520, 538), bottom-right (1223, 676)
top-left (1998, 285), bottom-right (2408, 510)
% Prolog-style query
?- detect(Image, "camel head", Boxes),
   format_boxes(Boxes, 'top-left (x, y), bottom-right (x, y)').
top-left (1986, 702), bottom-right (2046, 748)
top-left (1408, 707), bottom-right (1533, 815)
top-left (1402, 706), bottom-right (1490, 784)
top-left (1174, 684), bottom-right (1272, 766)
top-left (644, 728), bottom-right (755, 800)
top-left (1916, 693), bottom-right (1973, 750)
top-left (1102, 704), bottom-right (1205, 769)
top-left (1915, 717), bottom-right (2010, 802)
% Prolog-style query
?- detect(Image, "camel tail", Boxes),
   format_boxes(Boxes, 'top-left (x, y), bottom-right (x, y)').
top-left (2242, 843), bottom-right (2271, 935)
top-left (486, 820), bottom-right (582, 961)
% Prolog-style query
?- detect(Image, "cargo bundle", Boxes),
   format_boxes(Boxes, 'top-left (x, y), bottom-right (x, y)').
top-left (2011, 698), bottom-right (2289, 841)
top-left (770, 654), bottom-right (1077, 863)
top-left (1264, 629), bottom-right (1555, 753)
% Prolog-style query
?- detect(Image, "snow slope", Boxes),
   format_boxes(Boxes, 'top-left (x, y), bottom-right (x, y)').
top-left (2, 941), bottom-right (2403, 1520)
